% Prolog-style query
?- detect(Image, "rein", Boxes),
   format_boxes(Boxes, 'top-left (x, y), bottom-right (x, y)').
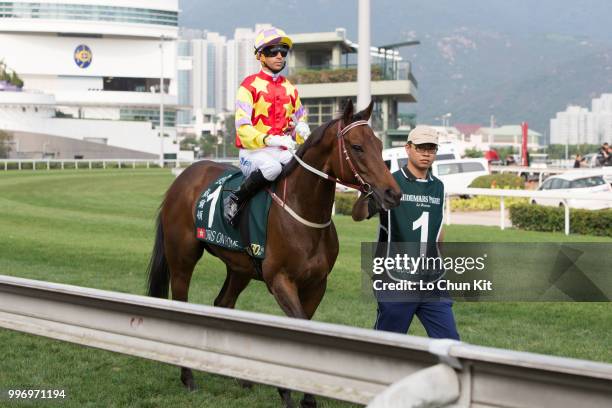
top-left (268, 119), bottom-right (372, 229)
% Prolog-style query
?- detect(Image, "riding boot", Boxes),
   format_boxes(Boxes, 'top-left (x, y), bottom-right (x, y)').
top-left (223, 170), bottom-right (269, 226)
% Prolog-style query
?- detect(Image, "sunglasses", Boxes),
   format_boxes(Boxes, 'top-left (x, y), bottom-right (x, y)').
top-left (261, 46), bottom-right (289, 58)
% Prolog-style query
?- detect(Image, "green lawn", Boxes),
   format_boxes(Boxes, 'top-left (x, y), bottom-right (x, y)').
top-left (1, 170), bottom-right (610, 407)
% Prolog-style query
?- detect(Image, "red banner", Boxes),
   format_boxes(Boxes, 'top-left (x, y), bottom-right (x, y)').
top-left (521, 122), bottom-right (529, 166)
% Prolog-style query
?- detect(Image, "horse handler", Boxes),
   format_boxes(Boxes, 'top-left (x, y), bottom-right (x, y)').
top-left (353, 126), bottom-right (460, 340)
top-left (223, 26), bottom-right (311, 226)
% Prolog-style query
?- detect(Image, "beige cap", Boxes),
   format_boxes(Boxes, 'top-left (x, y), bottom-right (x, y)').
top-left (407, 125), bottom-right (439, 145)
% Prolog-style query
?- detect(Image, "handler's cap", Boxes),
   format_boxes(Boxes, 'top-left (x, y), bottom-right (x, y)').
top-left (407, 125), bottom-right (439, 145)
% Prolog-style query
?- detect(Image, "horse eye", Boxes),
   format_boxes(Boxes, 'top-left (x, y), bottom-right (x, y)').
top-left (351, 144), bottom-right (363, 152)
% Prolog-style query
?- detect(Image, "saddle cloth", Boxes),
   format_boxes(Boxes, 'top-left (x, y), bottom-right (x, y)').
top-left (194, 169), bottom-right (272, 259)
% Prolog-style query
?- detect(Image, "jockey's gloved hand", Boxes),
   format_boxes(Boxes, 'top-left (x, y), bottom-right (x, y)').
top-left (265, 135), bottom-right (296, 150)
top-left (295, 122), bottom-right (311, 141)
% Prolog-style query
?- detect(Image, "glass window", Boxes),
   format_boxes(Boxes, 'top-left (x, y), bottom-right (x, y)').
top-left (103, 77), bottom-right (168, 93)
top-left (540, 179), bottom-right (553, 190)
top-left (120, 108), bottom-right (176, 127)
top-left (437, 163), bottom-right (461, 175)
top-left (460, 162), bottom-right (485, 172)
top-left (570, 176), bottom-right (605, 188)
top-left (550, 178), bottom-right (570, 189)
top-left (0, 2), bottom-right (178, 26)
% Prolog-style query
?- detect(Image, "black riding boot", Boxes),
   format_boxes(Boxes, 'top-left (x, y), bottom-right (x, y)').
top-left (223, 170), bottom-right (269, 226)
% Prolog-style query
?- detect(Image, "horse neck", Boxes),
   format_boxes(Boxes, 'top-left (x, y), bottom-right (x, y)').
top-left (283, 141), bottom-right (337, 224)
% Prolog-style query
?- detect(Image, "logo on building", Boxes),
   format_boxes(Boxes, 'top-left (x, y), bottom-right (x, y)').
top-left (74, 44), bottom-right (93, 69)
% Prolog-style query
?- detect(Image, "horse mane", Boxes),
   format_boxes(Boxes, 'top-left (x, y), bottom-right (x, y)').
top-left (277, 118), bottom-right (338, 179)
top-left (278, 111), bottom-right (369, 180)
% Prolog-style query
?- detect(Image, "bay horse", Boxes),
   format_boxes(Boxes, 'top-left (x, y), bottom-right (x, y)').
top-left (146, 100), bottom-right (401, 407)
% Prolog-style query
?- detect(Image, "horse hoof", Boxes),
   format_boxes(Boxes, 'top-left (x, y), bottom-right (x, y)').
top-left (181, 378), bottom-right (198, 392)
top-left (278, 388), bottom-right (295, 408)
top-left (181, 379), bottom-right (198, 392)
top-left (180, 368), bottom-right (197, 392)
top-left (300, 395), bottom-right (317, 408)
top-left (236, 379), bottom-right (254, 389)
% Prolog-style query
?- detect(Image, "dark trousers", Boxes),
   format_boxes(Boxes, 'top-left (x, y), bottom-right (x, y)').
top-left (374, 300), bottom-right (460, 340)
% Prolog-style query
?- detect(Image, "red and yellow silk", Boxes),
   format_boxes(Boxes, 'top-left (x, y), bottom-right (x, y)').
top-left (235, 70), bottom-right (307, 149)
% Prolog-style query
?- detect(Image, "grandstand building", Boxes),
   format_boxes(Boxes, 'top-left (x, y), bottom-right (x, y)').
top-left (0, 0), bottom-right (183, 159)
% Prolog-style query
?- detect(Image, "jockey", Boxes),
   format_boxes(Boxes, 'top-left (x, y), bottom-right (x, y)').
top-left (223, 27), bottom-right (311, 225)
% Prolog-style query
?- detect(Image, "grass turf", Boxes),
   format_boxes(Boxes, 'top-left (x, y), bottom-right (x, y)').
top-left (1, 169), bottom-right (610, 407)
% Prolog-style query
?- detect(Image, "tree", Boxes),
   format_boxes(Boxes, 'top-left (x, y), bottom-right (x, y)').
top-left (179, 136), bottom-right (198, 151)
top-left (0, 130), bottom-right (13, 158)
top-left (463, 147), bottom-right (483, 158)
top-left (545, 144), bottom-right (600, 160)
top-left (223, 114), bottom-right (239, 157)
top-left (10, 71), bottom-right (23, 88)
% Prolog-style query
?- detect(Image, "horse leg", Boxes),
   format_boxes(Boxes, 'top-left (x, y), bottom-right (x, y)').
top-left (267, 273), bottom-right (310, 408)
top-left (213, 268), bottom-right (253, 389)
top-left (213, 267), bottom-right (251, 308)
top-left (167, 239), bottom-right (204, 392)
top-left (297, 280), bottom-right (328, 408)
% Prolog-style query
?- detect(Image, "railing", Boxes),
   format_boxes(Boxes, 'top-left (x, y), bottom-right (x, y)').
top-left (287, 61), bottom-right (413, 84)
top-left (0, 158), bottom-right (239, 171)
top-left (1, 275), bottom-right (611, 407)
top-left (444, 187), bottom-right (612, 235)
top-left (491, 165), bottom-right (612, 184)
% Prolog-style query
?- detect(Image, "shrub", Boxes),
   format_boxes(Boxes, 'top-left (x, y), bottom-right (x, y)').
top-left (451, 196), bottom-right (528, 211)
top-left (509, 203), bottom-right (612, 236)
top-left (469, 174), bottom-right (524, 189)
top-left (334, 192), bottom-right (359, 215)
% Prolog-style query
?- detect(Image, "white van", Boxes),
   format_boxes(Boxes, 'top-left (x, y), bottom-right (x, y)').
top-left (382, 147), bottom-right (489, 190)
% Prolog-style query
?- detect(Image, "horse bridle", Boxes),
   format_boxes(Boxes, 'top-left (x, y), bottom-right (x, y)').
top-left (290, 119), bottom-right (372, 194)
top-left (268, 119), bottom-right (373, 229)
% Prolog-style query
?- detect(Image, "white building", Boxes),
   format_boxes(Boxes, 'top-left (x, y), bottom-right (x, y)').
top-left (286, 28), bottom-right (417, 146)
top-left (0, 0), bottom-right (184, 159)
top-left (176, 29), bottom-right (227, 141)
top-left (550, 94), bottom-right (612, 145)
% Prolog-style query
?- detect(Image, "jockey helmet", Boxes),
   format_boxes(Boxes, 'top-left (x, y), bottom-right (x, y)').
top-left (254, 27), bottom-right (293, 55)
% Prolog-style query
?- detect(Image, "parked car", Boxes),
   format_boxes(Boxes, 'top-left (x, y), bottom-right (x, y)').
top-left (531, 172), bottom-right (612, 210)
top-left (432, 158), bottom-right (490, 190)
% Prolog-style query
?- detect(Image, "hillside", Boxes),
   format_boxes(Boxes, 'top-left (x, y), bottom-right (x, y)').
top-left (179, 0), bottom-right (612, 137)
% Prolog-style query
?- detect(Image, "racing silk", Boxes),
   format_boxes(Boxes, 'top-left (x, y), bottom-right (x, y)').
top-left (234, 70), bottom-right (307, 149)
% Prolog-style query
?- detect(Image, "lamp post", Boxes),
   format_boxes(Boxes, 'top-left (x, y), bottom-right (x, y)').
top-left (357, 0), bottom-right (371, 111)
top-left (159, 35), bottom-right (165, 168)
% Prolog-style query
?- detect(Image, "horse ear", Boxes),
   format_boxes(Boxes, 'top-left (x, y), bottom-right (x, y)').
top-left (342, 99), bottom-right (354, 124)
top-left (357, 100), bottom-right (374, 121)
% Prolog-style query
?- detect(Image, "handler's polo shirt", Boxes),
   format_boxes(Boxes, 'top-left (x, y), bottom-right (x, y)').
top-left (370, 166), bottom-right (447, 301)
top-left (377, 166), bottom-right (445, 245)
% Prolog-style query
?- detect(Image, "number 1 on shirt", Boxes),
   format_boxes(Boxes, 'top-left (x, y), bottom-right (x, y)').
top-left (412, 211), bottom-right (429, 243)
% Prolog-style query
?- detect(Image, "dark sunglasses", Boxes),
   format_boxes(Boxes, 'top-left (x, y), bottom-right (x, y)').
top-left (262, 46), bottom-right (289, 57)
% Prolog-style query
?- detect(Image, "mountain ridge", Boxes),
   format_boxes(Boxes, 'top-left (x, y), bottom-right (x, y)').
top-left (179, 0), bottom-right (612, 138)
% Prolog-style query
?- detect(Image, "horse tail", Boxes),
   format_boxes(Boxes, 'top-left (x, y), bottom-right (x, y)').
top-left (146, 212), bottom-right (170, 298)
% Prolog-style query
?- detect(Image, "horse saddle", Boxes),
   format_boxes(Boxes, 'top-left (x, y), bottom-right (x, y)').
top-left (194, 169), bottom-right (273, 260)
